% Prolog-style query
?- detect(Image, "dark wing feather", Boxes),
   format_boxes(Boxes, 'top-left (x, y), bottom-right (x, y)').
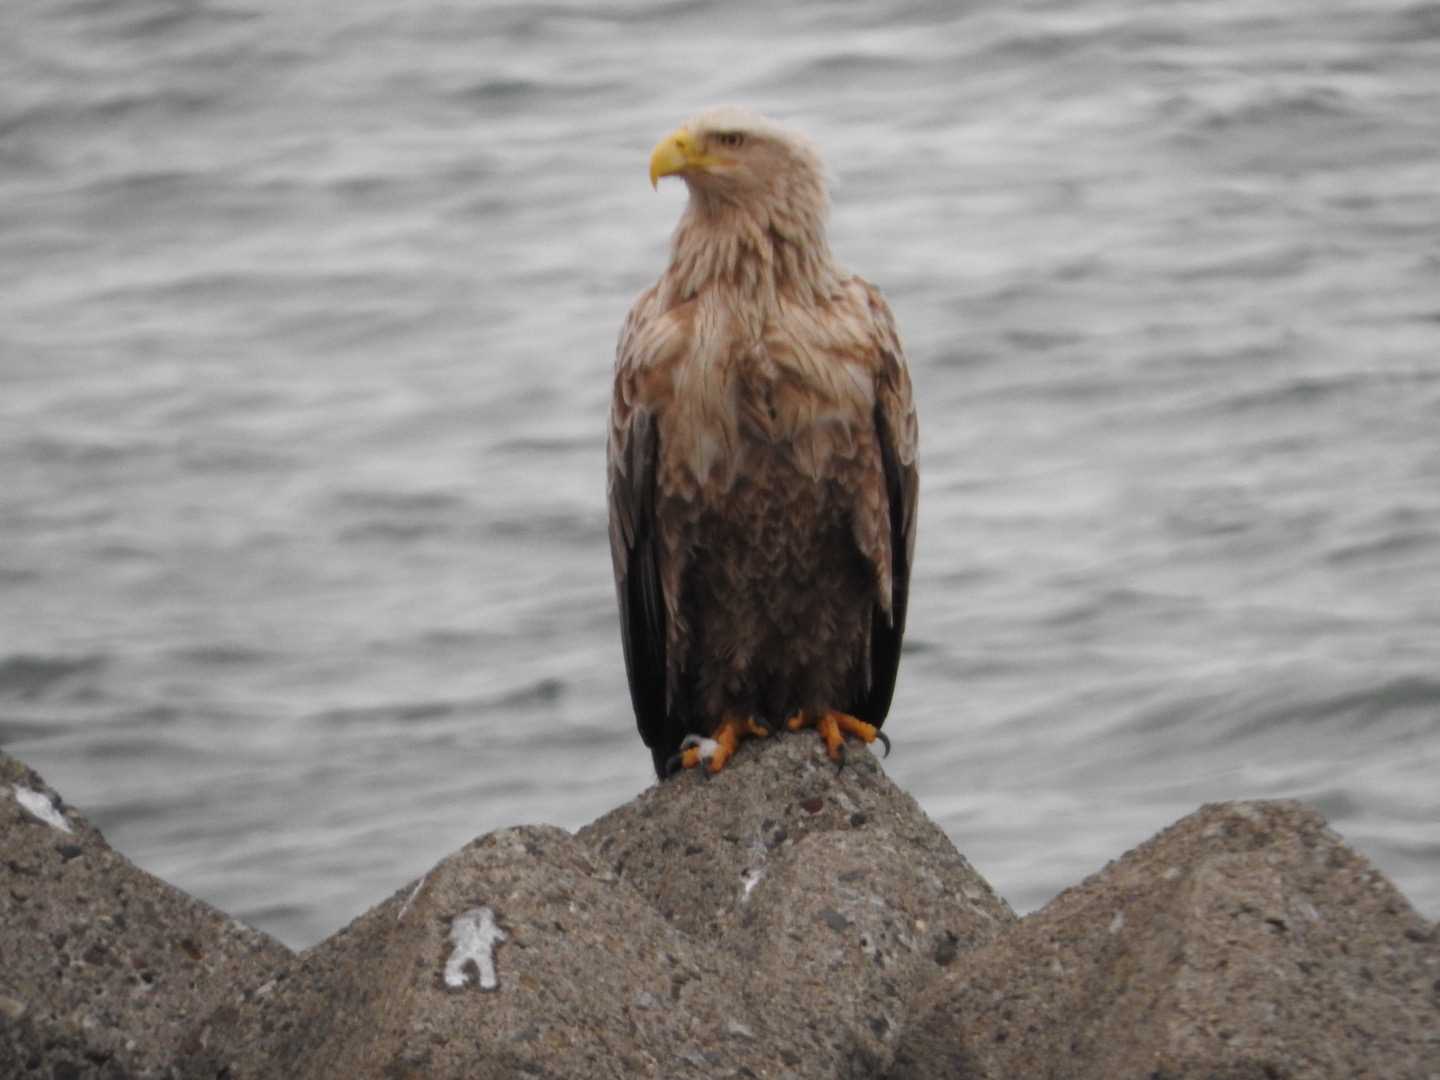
top-left (854, 285), bottom-right (919, 728)
top-left (610, 414), bottom-right (669, 769)
top-left (608, 292), bottom-right (682, 776)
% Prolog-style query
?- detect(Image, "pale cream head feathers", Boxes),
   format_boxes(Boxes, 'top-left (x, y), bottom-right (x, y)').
top-left (645, 106), bottom-right (835, 300)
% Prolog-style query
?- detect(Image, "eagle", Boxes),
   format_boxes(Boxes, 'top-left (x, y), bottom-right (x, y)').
top-left (607, 106), bottom-right (919, 778)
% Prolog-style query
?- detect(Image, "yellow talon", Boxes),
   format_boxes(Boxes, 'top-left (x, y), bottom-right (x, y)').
top-left (817, 713), bottom-right (847, 759)
top-left (789, 709), bottom-right (887, 762)
top-left (674, 713), bottom-right (763, 774)
top-left (672, 710), bottom-right (889, 775)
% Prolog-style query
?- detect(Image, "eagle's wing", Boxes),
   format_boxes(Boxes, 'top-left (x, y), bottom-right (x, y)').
top-left (607, 288), bottom-right (680, 772)
top-left (853, 280), bottom-right (919, 728)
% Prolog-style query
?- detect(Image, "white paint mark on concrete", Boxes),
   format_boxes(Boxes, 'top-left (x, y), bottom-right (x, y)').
top-left (741, 868), bottom-right (765, 900)
top-left (397, 875), bottom-right (427, 922)
top-left (444, 906), bottom-right (507, 991)
top-left (725, 1018), bottom-right (756, 1040)
top-left (13, 786), bottom-right (72, 833)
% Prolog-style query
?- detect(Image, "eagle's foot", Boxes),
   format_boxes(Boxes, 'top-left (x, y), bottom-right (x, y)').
top-left (786, 709), bottom-right (890, 768)
top-left (669, 713), bottom-right (768, 776)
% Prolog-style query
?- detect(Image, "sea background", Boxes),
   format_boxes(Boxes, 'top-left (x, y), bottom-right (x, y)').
top-left (3, 0), bottom-right (1438, 949)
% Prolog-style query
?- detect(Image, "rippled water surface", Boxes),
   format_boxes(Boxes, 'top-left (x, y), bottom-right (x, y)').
top-left (3, 0), bottom-right (1439, 946)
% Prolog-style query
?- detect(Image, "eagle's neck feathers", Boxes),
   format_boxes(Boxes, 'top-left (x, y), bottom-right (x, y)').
top-left (662, 181), bottom-right (838, 310)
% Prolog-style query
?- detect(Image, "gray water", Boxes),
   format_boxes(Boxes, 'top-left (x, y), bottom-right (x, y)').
top-left (3, 0), bottom-right (1438, 948)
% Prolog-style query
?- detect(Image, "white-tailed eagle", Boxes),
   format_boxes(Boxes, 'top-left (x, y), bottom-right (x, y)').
top-left (608, 106), bottom-right (919, 777)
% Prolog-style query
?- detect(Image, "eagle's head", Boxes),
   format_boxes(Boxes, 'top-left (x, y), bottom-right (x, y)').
top-left (647, 106), bottom-right (833, 294)
top-left (649, 106), bottom-right (825, 198)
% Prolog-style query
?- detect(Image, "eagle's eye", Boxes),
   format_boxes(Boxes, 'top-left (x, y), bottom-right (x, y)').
top-left (712, 131), bottom-right (746, 149)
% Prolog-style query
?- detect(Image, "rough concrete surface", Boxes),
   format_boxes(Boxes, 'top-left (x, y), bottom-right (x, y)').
top-left (5, 742), bottom-right (1437, 1080)
top-left (886, 799), bottom-right (1440, 1080)
top-left (179, 735), bottom-right (1013, 1080)
top-left (578, 734), bottom-right (1016, 1076)
top-left (1, 751), bottom-right (290, 1079)
top-left (177, 824), bottom-right (793, 1079)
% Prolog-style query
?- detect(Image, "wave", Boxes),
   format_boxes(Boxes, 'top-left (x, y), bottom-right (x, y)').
top-left (1388, 2), bottom-right (1440, 40)
top-left (312, 676), bottom-right (568, 731)
top-left (172, 644), bottom-right (275, 667)
top-left (0, 654), bottom-right (106, 701)
top-left (0, 88), bottom-right (227, 138)
top-left (1122, 675), bottom-right (1440, 747)
top-left (1190, 87), bottom-right (1363, 132)
top-left (1326, 527), bottom-right (1440, 567)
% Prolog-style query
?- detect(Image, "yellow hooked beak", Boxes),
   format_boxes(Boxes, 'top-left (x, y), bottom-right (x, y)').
top-left (648, 126), bottom-right (717, 189)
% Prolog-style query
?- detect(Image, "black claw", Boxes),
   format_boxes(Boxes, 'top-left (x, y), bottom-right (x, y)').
top-left (875, 731), bottom-right (892, 759)
top-left (663, 753), bottom-right (685, 778)
top-left (834, 742), bottom-right (847, 773)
